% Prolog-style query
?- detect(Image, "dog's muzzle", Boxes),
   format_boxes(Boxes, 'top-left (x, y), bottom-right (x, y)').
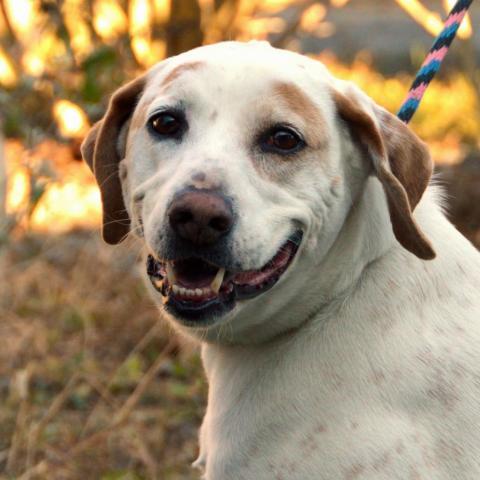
top-left (147, 230), bottom-right (303, 325)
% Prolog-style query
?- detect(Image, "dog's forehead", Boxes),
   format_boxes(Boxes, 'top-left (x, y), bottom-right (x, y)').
top-left (143, 42), bottom-right (333, 104)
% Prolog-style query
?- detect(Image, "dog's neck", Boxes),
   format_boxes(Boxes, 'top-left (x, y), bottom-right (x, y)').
top-left (262, 176), bottom-right (398, 339)
top-left (197, 177), bottom-right (400, 347)
top-left (310, 176), bottom-right (396, 303)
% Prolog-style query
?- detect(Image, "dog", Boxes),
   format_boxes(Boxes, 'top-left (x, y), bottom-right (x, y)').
top-left (82, 41), bottom-right (480, 479)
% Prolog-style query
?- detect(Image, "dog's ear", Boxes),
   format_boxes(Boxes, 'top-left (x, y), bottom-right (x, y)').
top-left (81, 75), bottom-right (147, 244)
top-left (332, 81), bottom-right (435, 260)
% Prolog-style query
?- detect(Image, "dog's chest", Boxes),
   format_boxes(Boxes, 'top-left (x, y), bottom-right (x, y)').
top-left (201, 337), bottom-right (408, 479)
top-left (199, 305), bottom-right (480, 480)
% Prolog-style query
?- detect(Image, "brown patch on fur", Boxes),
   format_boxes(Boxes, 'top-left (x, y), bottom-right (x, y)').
top-left (130, 101), bottom-right (149, 132)
top-left (162, 61), bottom-right (204, 89)
top-left (273, 81), bottom-right (328, 148)
top-left (333, 89), bottom-right (435, 260)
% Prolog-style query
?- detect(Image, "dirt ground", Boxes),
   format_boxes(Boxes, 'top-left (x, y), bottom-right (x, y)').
top-left (1, 232), bottom-right (205, 479)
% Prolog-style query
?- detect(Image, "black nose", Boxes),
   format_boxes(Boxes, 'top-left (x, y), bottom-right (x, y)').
top-left (168, 191), bottom-right (234, 246)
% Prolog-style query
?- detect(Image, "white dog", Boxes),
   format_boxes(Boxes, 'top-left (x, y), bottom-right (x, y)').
top-left (82, 41), bottom-right (480, 479)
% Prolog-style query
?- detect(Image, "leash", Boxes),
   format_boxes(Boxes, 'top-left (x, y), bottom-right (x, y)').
top-left (397, 0), bottom-right (474, 123)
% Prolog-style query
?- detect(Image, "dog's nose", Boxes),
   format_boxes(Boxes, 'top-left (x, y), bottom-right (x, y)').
top-left (168, 191), bottom-right (234, 246)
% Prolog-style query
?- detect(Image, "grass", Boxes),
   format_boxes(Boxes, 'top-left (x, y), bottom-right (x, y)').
top-left (0, 231), bottom-right (206, 479)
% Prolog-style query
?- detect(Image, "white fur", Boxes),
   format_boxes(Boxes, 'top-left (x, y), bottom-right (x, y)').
top-left (118, 42), bottom-right (480, 479)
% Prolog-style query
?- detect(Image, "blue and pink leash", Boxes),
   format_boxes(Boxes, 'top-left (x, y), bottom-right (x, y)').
top-left (397, 0), bottom-right (474, 124)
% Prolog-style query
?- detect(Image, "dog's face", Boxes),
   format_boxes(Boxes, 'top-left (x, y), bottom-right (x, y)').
top-left (82, 41), bottom-right (434, 343)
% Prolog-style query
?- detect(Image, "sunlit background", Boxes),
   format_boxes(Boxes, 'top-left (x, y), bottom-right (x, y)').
top-left (1, 0), bottom-right (479, 235)
top-left (0, 1), bottom-right (479, 478)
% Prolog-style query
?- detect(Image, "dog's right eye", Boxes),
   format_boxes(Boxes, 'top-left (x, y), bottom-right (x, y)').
top-left (149, 111), bottom-right (184, 137)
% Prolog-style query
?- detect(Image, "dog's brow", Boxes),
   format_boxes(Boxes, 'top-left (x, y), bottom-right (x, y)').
top-left (128, 63), bottom-right (202, 136)
top-left (272, 81), bottom-right (328, 148)
top-left (161, 61), bottom-right (205, 88)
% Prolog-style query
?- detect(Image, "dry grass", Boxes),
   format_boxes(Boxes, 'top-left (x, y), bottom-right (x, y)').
top-left (0, 231), bottom-right (206, 479)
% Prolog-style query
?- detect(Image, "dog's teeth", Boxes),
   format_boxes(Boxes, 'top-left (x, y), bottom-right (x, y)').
top-left (210, 267), bottom-right (226, 294)
top-left (166, 262), bottom-right (176, 284)
top-left (195, 288), bottom-right (203, 296)
top-left (172, 284), bottom-right (179, 294)
top-left (179, 287), bottom-right (186, 295)
top-left (203, 287), bottom-right (210, 295)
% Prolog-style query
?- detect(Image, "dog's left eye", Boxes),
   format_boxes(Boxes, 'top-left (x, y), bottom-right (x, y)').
top-left (262, 127), bottom-right (304, 154)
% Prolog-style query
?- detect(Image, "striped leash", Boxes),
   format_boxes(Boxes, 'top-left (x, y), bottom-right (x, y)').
top-left (397, 0), bottom-right (474, 123)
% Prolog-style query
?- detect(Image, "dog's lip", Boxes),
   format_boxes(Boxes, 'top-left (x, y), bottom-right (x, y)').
top-left (147, 230), bottom-right (303, 322)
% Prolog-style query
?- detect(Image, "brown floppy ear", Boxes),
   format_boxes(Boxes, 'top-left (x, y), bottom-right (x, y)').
top-left (81, 75), bottom-right (146, 244)
top-left (332, 83), bottom-right (435, 260)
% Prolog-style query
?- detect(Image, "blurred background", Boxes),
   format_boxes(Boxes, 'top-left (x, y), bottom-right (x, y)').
top-left (0, 0), bottom-right (479, 478)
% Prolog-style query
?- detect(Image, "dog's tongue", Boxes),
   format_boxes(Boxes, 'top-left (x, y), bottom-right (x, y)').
top-left (233, 242), bottom-right (293, 286)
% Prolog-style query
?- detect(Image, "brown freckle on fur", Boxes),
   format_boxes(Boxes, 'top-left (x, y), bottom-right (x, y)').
top-left (162, 61), bottom-right (204, 88)
top-left (330, 175), bottom-right (342, 197)
top-left (436, 439), bottom-right (464, 459)
top-left (387, 279), bottom-right (398, 289)
top-left (395, 440), bottom-right (405, 455)
top-left (372, 450), bottom-right (391, 471)
top-left (300, 433), bottom-right (318, 456)
top-left (286, 461), bottom-right (296, 473)
top-left (455, 324), bottom-right (466, 335)
top-left (192, 172), bottom-right (206, 182)
top-left (314, 424), bottom-right (327, 433)
top-left (209, 110), bottom-right (218, 121)
top-left (350, 421), bottom-right (359, 430)
top-left (272, 81), bottom-right (328, 149)
top-left (344, 463), bottom-right (365, 479)
top-left (331, 176), bottom-right (341, 186)
top-left (370, 369), bottom-right (386, 386)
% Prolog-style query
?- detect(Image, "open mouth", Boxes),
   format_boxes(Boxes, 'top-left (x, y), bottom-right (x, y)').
top-left (147, 230), bottom-right (303, 324)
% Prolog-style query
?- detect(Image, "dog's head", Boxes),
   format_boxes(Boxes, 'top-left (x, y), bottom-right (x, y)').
top-left (82, 41), bottom-right (434, 343)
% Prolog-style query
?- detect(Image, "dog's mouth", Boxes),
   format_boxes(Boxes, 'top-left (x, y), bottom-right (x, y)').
top-left (147, 230), bottom-right (303, 324)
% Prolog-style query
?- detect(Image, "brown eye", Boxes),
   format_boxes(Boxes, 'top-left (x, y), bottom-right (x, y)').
top-left (150, 112), bottom-right (183, 136)
top-left (263, 127), bottom-right (304, 153)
